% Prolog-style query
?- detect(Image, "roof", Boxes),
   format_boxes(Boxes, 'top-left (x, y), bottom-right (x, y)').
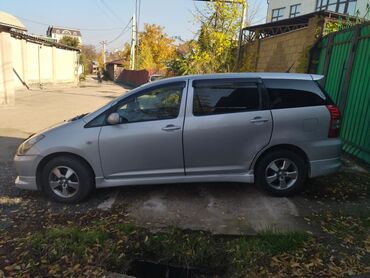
top-left (47, 26), bottom-right (82, 37)
top-left (243, 10), bottom-right (356, 31)
top-left (0, 11), bottom-right (26, 31)
top-left (106, 59), bottom-right (123, 65)
top-left (160, 72), bottom-right (324, 82)
top-left (10, 30), bottom-right (80, 52)
top-left (83, 72), bottom-right (323, 123)
top-left (244, 10), bottom-right (356, 32)
top-left (243, 10), bottom-right (357, 41)
top-left (123, 72), bottom-right (324, 96)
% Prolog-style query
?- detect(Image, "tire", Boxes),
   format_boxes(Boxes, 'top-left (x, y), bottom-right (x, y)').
top-left (41, 156), bottom-right (94, 203)
top-left (255, 149), bottom-right (307, 197)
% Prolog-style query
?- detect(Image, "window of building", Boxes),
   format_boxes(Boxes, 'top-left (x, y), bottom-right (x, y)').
top-left (271, 7), bottom-right (285, 21)
top-left (315, 0), bottom-right (357, 15)
top-left (289, 4), bottom-right (301, 17)
top-left (193, 81), bottom-right (260, 116)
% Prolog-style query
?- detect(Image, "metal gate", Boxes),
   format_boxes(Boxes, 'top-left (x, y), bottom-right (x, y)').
top-left (312, 22), bottom-right (370, 164)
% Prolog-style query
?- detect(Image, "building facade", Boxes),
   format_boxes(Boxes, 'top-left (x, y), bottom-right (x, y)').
top-left (266, 0), bottom-right (370, 22)
top-left (46, 26), bottom-right (82, 43)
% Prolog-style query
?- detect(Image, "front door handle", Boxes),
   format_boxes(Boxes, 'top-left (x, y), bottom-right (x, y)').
top-left (162, 124), bottom-right (181, 131)
top-left (250, 117), bottom-right (269, 124)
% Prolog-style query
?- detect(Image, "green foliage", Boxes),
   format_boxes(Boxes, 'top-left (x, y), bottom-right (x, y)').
top-left (80, 44), bottom-right (97, 74)
top-left (169, 2), bottom-right (244, 75)
top-left (321, 11), bottom-right (366, 37)
top-left (27, 223), bottom-right (310, 275)
top-left (59, 36), bottom-right (80, 47)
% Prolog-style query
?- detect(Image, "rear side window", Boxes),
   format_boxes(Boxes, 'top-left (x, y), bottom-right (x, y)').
top-left (264, 79), bottom-right (329, 109)
top-left (193, 82), bottom-right (260, 116)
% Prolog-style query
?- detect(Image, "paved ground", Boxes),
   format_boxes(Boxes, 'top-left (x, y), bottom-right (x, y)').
top-left (0, 78), bottom-right (369, 236)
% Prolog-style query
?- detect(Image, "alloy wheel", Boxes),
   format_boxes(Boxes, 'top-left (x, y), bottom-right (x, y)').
top-left (265, 158), bottom-right (298, 190)
top-left (48, 166), bottom-right (80, 198)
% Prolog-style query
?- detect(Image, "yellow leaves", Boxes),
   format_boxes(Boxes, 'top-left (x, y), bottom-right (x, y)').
top-left (136, 24), bottom-right (176, 72)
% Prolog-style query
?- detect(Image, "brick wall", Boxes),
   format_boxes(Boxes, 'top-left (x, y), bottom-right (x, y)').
top-left (242, 17), bottom-right (320, 73)
top-left (116, 69), bottom-right (150, 87)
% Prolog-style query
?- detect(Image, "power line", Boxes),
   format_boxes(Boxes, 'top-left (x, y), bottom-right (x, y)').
top-left (18, 16), bottom-right (123, 32)
top-left (100, 0), bottom-right (123, 24)
top-left (107, 18), bottom-right (133, 45)
top-left (93, 0), bottom-right (121, 26)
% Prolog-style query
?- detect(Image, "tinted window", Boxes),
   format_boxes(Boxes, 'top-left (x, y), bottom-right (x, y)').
top-left (264, 79), bottom-right (328, 109)
top-left (193, 83), bottom-right (260, 116)
top-left (115, 83), bottom-right (184, 123)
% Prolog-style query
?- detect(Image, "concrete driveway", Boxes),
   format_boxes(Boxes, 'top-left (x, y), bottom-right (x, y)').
top-left (0, 79), bottom-right (368, 236)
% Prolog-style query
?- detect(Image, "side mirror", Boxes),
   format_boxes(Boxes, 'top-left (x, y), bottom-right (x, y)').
top-left (107, 113), bottom-right (121, 125)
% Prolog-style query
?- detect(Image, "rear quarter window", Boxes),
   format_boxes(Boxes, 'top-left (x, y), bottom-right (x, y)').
top-left (264, 79), bottom-right (329, 109)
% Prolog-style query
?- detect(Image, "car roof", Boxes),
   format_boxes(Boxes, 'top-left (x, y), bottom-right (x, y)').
top-left (83, 72), bottom-right (323, 123)
top-left (116, 72), bottom-right (323, 101)
top-left (149, 72), bottom-right (323, 84)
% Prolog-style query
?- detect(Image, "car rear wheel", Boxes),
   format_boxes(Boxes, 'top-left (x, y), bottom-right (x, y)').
top-left (41, 156), bottom-right (94, 203)
top-left (255, 150), bottom-right (307, 196)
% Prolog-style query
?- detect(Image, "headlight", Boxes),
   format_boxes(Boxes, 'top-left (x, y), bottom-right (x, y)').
top-left (16, 134), bottom-right (45, 156)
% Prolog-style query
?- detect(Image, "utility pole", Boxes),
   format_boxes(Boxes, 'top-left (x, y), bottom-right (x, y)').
top-left (236, 1), bottom-right (248, 66)
top-left (130, 13), bottom-right (137, 70)
top-left (100, 40), bottom-right (107, 69)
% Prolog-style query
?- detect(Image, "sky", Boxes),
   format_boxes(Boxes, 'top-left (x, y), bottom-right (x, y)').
top-left (0, 0), bottom-right (268, 51)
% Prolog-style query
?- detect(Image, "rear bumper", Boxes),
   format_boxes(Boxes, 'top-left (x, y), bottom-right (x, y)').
top-left (309, 157), bottom-right (341, 178)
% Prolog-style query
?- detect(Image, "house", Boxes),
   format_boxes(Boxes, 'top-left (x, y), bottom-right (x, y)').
top-left (46, 26), bottom-right (82, 43)
top-left (266, 0), bottom-right (369, 22)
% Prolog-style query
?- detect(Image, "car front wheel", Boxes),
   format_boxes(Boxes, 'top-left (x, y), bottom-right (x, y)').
top-left (41, 156), bottom-right (94, 203)
top-left (255, 150), bottom-right (307, 196)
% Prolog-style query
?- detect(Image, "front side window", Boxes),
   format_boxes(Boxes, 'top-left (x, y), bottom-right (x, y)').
top-left (272, 7), bottom-right (285, 21)
top-left (264, 79), bottom-right (329, 109)
top-left (193, 82), bottom-right (260, 116)
top-left (290, 4), bottom-right (301, 17)
top-left (316, 0), bottom-right (357, 15)
top-left (116, 83), bottom-right (184, 123)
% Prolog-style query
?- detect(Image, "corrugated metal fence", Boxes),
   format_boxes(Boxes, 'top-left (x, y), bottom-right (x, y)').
top-left (312, 22), bottom-right (370, 164)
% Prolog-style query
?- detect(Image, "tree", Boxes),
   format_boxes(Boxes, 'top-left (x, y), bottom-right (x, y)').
top-left (120, 43), bottom-right (131, 69)
top-left (80, 45), bottom-right (97, 74)
top-left (168, 2), bottom-right (244, 75)
top-left (59, 36), bottom-right (80, 48)
top-left (136, 24), bottom-right (176, 72)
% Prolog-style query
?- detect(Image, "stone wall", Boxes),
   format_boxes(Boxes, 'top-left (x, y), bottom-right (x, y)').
top-left (241, 17), bottom-right (320, 73)
top-left (0, 29), bottom-right (80, 105)
top-left (10, 36), bottom-right (79, 88)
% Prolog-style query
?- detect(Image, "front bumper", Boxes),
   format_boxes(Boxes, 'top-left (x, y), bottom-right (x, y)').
top-left (14, 154), bottom-right (43, 191)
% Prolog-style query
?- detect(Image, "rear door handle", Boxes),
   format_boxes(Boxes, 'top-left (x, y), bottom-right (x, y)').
top-left (162, 124), bottom-right (181, 131)
top-left (250, 117), bottom-right (269, 124)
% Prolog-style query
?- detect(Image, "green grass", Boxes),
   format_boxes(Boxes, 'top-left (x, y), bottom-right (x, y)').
top-left (27, 223), bottom-right (311, 276)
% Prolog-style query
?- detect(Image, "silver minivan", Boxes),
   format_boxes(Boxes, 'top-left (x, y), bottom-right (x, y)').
top-left (14, 73), bottom-right (342, 203)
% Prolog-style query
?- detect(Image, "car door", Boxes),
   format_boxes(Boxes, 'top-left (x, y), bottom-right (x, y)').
top-left (183, 78), bottom-right (272, 175)
top-left (99, 81), bottom-right (187, 179)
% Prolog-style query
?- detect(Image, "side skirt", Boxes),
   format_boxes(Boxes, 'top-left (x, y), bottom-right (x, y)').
top-left (95, 171), bottom-right (255, 188)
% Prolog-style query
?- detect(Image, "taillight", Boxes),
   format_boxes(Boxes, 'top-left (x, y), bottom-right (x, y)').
top-left (326, 105), bottom-right (341, 138)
